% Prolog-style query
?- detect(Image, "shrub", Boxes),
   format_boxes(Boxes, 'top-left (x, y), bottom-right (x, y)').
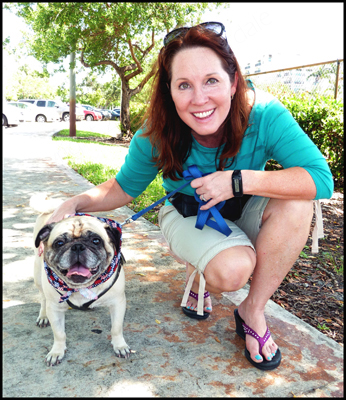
top-left (280, 94), bottom-right (343, 186)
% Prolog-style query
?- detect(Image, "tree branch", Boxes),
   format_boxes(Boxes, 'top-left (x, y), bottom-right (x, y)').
top-left (130, 59), bottom-right (158, 97)
top-left (125, 30), bottom-right (155, 82)
top-left (140, 30), bottom-right (155, 61)
top-left (128, 38), bottom-right (142, 72)
top-left (80, 50), bottom-right (122, 75)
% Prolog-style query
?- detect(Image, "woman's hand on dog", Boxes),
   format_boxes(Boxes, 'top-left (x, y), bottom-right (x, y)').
top-left (37, 203), bottom-right (77, 257)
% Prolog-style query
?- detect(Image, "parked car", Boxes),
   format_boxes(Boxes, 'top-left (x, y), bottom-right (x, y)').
top-left (2, 102), bottom-right (22, 127)
top-left (17, 99), bottom-right (61, 122)
top-left (81, 105), bottom-right (102, 121)
top-left (112, 108), bottom-right (121, 119)
top-left (80, 107), bottom-right (98, 121)
top-left (97, 108), bottom-right (111, 120)
top-left (7, 101), bottom-right (37, 122)
top-left (91, 107), bottom-right (110, 120)
top-left (60, 103), bottom-right (85, 122)
top-left (106, 109), bottom-right (120, 120)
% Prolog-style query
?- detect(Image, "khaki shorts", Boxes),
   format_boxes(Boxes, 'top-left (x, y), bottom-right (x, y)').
top-left (158, 195), bottom-right (270, 275)
top-left (158, 195), bottom-right (270, 316)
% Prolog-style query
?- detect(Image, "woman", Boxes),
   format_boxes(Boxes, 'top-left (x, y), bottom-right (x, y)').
top-left (41, 22), bottom-right (333, 370)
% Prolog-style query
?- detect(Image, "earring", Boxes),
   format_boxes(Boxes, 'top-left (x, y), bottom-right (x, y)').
top-left (231, 93), bottom-right (235, 100)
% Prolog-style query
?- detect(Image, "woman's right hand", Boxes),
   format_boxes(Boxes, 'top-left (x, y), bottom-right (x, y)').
top-left (37, 200), bottom-right (77, 257)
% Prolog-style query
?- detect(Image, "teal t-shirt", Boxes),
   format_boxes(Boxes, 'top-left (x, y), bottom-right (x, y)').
top-left (116, 87), bottom-right (333, 201)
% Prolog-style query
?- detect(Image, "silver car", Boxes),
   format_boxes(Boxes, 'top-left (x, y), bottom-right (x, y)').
top-left (60, 103), bottom-right (85, 122)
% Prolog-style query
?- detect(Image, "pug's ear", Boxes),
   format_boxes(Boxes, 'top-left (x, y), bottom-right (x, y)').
top-left (35, 224), bottom-right (55, 248)
top-left (104, 225), bottom-right (121, 254)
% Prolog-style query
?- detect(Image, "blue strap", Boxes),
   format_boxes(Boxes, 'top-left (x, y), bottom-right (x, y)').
top-left (123, 165), bottom-right (232, 237)
top-left (183, 166), bottom-right (232, 236)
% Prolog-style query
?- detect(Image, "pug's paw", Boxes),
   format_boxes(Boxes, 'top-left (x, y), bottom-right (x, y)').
top-left (36, 315), bottom-right (50, 328)
top-left (45, 346), bottom-right (66, 366)
top-left (112, 340), bottom-right (131, 359)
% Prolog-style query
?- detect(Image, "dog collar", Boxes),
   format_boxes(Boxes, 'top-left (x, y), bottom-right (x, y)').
top-left (44, 213), bottom-right (122, 303)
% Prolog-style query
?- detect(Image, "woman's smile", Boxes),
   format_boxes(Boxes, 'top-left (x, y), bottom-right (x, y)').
top-left (192, 108), bottom-right (215, 120)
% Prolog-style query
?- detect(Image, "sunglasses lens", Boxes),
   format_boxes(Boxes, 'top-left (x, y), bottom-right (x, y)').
top-left (200, 22), bottom-right (224, 35)
top-left (163, 22), bottom-right (226, 46)
top-left (164, 28), bottom-right (188, 46)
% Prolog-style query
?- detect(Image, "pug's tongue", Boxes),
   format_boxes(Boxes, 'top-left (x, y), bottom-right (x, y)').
top-left (66, 263), bottom-right (92, 278)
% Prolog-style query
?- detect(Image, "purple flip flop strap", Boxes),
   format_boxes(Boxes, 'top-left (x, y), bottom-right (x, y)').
top-left (242, 322), bottom-right (271, 355)
top-left (188, 290), bottom-right (210, 300)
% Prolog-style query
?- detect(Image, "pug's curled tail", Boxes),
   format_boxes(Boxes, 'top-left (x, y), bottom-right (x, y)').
top-left (30, 193), bottom-right (64, 214)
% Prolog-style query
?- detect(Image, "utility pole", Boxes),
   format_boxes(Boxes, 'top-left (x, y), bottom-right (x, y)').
top-left (69, 52), bottom-right (76, 137)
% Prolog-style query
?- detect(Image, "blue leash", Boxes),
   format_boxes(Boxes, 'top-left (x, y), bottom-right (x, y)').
top-left (121, 165), bottom-right (232, 237)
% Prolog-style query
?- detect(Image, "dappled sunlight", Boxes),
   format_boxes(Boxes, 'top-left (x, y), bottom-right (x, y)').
top-left (106, 380), bottom-right (155, 397)
top-left (3, 255), bottom-right (36, 283)
top-left (3, 300), bottom-right (26, 309)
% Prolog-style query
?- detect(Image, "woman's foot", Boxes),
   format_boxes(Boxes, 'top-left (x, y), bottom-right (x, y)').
top-left (185, 262), bottom-right (212, 314)
top-left (237, 302), bottom-right (278, 365)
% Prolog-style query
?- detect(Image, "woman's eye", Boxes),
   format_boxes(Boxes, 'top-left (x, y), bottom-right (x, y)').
top-left (179, 82), bottom-right (190, 90)
top-left (207, 78), bottom-right (218, 85)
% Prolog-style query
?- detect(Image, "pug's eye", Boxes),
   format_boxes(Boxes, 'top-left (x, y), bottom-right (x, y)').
top-left (54, 240), bottom-right (65, 247)
top-left (92, 238), bottom-right (101, 245)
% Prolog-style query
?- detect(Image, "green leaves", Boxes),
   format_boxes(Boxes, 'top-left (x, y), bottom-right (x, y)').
top-left (281, 94), bottom-right (344, 186)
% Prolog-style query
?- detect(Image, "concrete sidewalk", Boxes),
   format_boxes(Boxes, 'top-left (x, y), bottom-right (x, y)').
top-left (3, 128), bottom-right (343, 397)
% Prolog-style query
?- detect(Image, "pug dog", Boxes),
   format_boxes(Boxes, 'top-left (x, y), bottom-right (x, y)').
top-left (30, 194), bottom-right (131, 366)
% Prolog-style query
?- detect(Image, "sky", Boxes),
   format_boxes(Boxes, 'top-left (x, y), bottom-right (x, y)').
top-left (2, 2), bottom-right (344, 93)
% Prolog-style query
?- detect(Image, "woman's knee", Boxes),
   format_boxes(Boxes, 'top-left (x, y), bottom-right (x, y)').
top-left (205, 246), bottom-right (256, 292)
top-left (263, 199), bottom-right (313, 225)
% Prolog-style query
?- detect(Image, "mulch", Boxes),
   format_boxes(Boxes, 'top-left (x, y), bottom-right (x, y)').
top-left (64, 135), bottom-right (344, 345)
top-left (270, 193), bottom-right (344, 345)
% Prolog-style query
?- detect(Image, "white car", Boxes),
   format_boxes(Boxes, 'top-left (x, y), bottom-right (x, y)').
top-left (7, 101), bottom-right (37, 122)
top-left (2, 103), bottom-right (22, 127)
top-left (18, 99), bottom-right (61, 122)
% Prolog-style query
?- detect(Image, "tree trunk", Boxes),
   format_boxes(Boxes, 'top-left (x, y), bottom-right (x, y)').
top-left (120, 79), bottom-right (132, 138)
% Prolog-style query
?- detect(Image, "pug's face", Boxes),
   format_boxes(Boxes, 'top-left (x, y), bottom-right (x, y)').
top-left (35, 216), bottom-right (121, 288)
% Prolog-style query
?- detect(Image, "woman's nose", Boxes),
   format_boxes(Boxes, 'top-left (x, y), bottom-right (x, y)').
top-left (191, 87), bottom-right (209, 105)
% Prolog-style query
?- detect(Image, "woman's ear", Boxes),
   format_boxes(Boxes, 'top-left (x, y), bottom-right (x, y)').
top-left (231, 71), bottom-right (239, 97)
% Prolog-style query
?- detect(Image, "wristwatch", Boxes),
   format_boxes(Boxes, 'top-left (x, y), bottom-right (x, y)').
top-left (232, 170), bottom-right (243, 197)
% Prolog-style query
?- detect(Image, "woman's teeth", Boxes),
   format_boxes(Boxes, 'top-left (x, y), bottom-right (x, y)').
top-left (193, 109), bottom-right (214, 119)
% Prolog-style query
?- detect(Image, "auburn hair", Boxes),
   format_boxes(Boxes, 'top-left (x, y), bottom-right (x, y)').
top-left (141, 24), bottom-right (250, 181)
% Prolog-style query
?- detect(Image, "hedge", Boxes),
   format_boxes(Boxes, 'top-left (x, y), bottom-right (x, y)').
top-left (281, 94), bottom-right (343, 186)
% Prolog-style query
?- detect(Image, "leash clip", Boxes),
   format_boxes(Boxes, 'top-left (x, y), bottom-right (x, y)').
top-left (121, 217), bottom-right (133, 226)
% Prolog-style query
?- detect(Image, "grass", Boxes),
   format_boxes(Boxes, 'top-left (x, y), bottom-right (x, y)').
top-left (53, 130), bottom-right (166, 224)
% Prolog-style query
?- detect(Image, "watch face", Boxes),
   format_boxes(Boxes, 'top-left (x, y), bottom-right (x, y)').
top-left (234, 178), bottom-right (240, 193)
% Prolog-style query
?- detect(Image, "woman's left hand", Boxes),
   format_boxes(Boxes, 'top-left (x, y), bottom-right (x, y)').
top-left (190, 170), bottom-right (234, 210)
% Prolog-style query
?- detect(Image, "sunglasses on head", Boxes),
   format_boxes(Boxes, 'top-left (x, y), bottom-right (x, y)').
top-left (163, 21), bottom-right (226, 46)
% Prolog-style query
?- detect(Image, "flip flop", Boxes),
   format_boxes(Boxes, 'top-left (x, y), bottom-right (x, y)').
top-left (182, 290), bottom-right (210, 320)
top-left (234, 309), bottom-right (281, 371)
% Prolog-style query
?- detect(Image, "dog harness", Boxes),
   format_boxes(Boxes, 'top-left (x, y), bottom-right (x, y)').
top-left (44, 214), bottom-right (123, 310)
